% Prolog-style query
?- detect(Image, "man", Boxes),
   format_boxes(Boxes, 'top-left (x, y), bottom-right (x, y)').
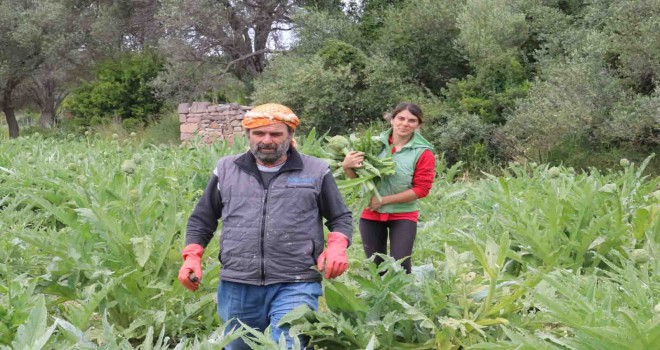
top-left (178, 103), bottom-right (352, 349)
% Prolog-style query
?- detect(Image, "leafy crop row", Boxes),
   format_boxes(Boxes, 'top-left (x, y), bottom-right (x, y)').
top-left (0, 133), bottom-right (657, 349)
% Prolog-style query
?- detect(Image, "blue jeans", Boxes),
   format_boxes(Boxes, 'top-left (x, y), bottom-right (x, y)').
top-left (217, 280), bottom-right (322, 350)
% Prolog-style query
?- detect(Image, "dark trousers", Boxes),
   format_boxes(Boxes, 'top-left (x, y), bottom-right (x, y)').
top-left (359, 218), bottom-right (418, 273)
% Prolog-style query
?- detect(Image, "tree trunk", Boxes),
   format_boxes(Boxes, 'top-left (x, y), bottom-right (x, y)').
top-left (2, 105), bottom-right (19, 139)
top-left (29, 73), bottom-right (65, 129)
top-left (39, 110), bottom-right (54, 128)
top-left (2, 78), bottom-right (20, 138)
top-left (39, 93), bottom-right (56, 128)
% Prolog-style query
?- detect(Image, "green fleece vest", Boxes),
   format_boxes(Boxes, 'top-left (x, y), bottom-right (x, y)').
top-left (375, 129), bottom-right (433, 213)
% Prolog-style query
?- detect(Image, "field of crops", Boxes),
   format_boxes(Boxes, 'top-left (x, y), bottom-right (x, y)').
top-left (1, 133), bottom-right (658, 349)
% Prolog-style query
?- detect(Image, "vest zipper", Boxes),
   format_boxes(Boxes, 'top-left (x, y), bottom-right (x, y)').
top-left (258, 170), bottom-right (286, 285)
top-left (260, 188), bottom-right (268, 285)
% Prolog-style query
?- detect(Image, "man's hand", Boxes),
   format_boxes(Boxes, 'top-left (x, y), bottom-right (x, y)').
top-left (178, 244), bottom-right (204, 291)
top-left (316, 232), bottom-right (349, 279)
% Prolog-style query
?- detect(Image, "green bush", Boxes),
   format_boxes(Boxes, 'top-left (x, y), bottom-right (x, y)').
top-left (19, 125), bottom-right (68, 139)
top-left (425, 111), bottom-right (495, 167)
top-left (456, 0), bottom-right (529, 66)
top-left (505, 57), bottom-right (632, 157)
top-left (63, 51), bottom-right (165, 126)
top-left (443, 56), bottom-right (530, 125)
top-left (542, 135), bottom-right (660, 174)
top-left (603, 0), bottom-right (660, 95)
top-left (121, 118), bottom-right (144, 132)
top-left (374, 0), bottom-right (468, 93)
top-left (143, 112), bottom-right (181, 146)
top-left (318, 39), bottom-right (367, 74)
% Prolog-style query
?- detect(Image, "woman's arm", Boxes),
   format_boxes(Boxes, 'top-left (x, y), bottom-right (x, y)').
top-left (367, 189), bottom-right (418, 211)
top-left (409, 150), bottom-right (436, 199)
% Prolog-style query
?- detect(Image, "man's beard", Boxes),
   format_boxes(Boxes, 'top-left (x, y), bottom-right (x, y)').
top-left (250, 138), bottom-right (291, 165)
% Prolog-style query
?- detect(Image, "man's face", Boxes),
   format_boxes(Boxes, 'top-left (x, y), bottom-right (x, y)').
top-left (247, 123), bottom-right (292, 165)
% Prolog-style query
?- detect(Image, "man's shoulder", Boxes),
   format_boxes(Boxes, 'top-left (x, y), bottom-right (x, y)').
top-left (215, 153), bottom-right (245, 167)
top-left (298, 153), bottom-right (330, 169)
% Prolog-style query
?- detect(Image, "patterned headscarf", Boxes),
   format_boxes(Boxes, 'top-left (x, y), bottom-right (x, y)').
top-left (241, 103), bottom-right (300, 130)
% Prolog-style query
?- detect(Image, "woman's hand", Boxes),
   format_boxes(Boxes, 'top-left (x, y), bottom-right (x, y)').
top-left (367, 196), bottom-right (384, 211)
top-left (342, 151), bottom-right (365, 170)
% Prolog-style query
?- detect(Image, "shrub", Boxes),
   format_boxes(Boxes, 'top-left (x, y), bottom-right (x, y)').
top-left (63, 51), bottom-right (165, 126)
top-left (143, 112), bottom-right (181, 146)
top-left (374, 0), bottom-right (468, 93)
top-left (318, 39), bottom-right (367, 74)
top-left (442, 56), bottom-right (530, 125)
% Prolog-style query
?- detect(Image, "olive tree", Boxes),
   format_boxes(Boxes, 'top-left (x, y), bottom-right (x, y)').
top-left (0, 0), bottom-right (61, 137)
top-left (506, 0), bottom-right (660, 159)
top-left (155, 0), bottom-right (304, 102)
top-left (0, 0), bottom-right (128, 135)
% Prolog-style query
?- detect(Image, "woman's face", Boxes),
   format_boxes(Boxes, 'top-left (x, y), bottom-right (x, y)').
top-left (390, 109), bottom-right (420, 139)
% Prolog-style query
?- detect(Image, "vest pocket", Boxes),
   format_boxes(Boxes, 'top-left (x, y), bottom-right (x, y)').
top-left (268, 238), bottom-right (315, 273)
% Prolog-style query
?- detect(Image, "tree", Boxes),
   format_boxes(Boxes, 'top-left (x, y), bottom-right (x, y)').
top-left (290, 9), bottom-right (363, 55)
top-left (159, 0), bottom-right (301, 80)
top-left (0, 0), bottom-right (105, 136)
top-left (348, 0), bottom-right (406, 44)
top-left (0, 76), bottom-right (22, 139)
top-left (456, 0), bottom-right (529, 68)
top-left (21, 0), bottom-right (101, 128)
top-left (251, 50), bottom-right (425, 135)
top-left (25, 65), bottom-right (70, 128)
top-left (87, 0), bottom-right (162, 53)
top-left (374, 0), bottom-right (469, 93)
top-left (604, 0), bottom-right (660, 95)
top-left (0, 0), bottom-right (56, 138)
top-left (299, 0), bottom-right (345, 13)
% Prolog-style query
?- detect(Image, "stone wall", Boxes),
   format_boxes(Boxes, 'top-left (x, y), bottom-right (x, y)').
top-left (178, 102), bottom-right (251, 143)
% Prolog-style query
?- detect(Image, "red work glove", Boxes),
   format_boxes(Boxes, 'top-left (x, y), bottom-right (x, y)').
top-left (178, 244), bottom-right (204, 291)
top-left (316, 232), bottom-right (349, 279)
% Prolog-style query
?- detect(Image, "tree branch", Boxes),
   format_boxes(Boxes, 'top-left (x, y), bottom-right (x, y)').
top-left (221, 48), bottom-right (273, 75)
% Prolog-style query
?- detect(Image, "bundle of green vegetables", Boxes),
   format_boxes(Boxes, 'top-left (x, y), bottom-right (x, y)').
top-left (323, 129), bottom-right (396, 210)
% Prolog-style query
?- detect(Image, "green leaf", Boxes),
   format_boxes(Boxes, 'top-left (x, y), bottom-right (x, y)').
top-left (324, 280), bottom-right (369, 313)
top-left (130, 235), bottom-right (153, 267)
top-left (11, 295), bottom-right (57, 350)
top-left (278, 304), bottom-right (315, 327)
top-left (65, 270), bottom-right (135, 330)
top-left (54, 317), bottom-right (96, 349)
top-left (390, 293), bottom-right (437, 332)
top-left (364, 335), bottom-right (377, 350)
top-left (631, 207), bottom-right (650, 241)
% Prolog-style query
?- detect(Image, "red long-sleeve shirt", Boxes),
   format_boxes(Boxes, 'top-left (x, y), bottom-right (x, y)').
top-left (361, 146), bottom-right (435, 223)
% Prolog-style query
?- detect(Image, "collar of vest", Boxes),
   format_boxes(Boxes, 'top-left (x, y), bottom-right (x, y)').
top-left (378, 129), bottom-right (433, 151)
top-left (233, 148), bottom-right (304, 176)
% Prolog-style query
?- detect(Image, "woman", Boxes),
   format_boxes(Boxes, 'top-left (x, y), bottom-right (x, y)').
top-left (342, 102), bottom-right (435, 273)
